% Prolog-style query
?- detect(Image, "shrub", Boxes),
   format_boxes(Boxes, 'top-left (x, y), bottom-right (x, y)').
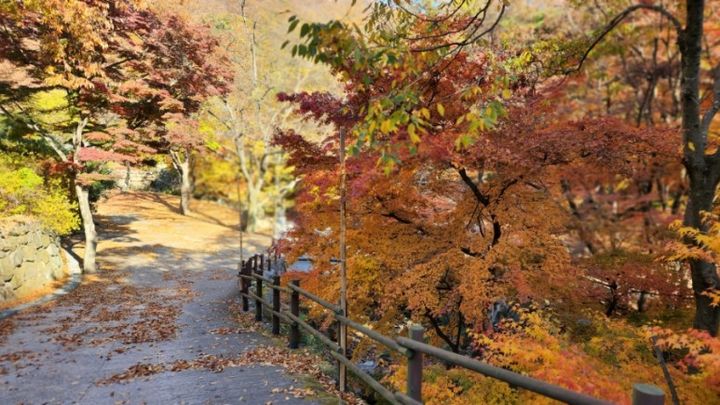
top-left (0, 163), bottom-right (79, 235)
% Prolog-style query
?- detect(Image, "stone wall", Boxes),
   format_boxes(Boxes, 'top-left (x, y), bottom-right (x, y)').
top-left (110, 163), bottom-right (174, 191)
top-left (0, 217), bottom-right (65, 302)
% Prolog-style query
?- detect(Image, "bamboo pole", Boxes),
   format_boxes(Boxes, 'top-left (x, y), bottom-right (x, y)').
top-left (237, 178), bottom-right (244, 266)
top-left (338, 128), bottom-right (348, 392)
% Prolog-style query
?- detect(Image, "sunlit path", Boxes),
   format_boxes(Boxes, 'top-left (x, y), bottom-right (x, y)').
top-left (0, 192), bottom-right (322, 404)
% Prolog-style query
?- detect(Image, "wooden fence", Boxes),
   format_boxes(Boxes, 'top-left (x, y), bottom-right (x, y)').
top-left (237, 254), bottom-right (666, 405)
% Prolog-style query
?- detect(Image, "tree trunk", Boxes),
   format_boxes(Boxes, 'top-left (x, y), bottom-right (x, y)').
top-left (75, 184), bottom-right (97, 274)
top-left (171, 149), bottom-right (193, 216)
top-left (691, 259), bottom-right (720, 334)
top-left (245, 185), bottom-right (263, 232)
top-left (122, 163), bottom-right (131, 192)
top-left (179, 156), bottom-right (192, 215)
top-left (679, 0), bottom-right (720, 336)
top-left (684, 181), bottom-right (720, 334)
top-left (273, 200), bottom-right (287, 239)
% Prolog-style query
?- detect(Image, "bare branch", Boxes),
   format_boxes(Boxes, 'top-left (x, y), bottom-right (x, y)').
top-left (394, 0), bottom-right (468, 24)
top-left (410, 5), bottom-right (505, 53)
top-left (566, 4), bottom-right (682, 74)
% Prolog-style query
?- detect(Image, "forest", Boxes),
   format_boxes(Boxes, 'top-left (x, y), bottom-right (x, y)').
top-left (1, 0), bottom-right (720, 404)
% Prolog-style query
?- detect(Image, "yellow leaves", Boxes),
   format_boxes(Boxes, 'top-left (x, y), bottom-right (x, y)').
top-left (28, 89), bottom-right (71, 126)
top-left (81, 62), bottom-right (104, 77)
top-left (615, 177), bottom-right (631, 192)
top-left (368, 120), bottom-right (377, 135)
top-left (502, 88), bottom-right (512, 100)
top-left (380, 119), bottom-right (393, 134)
top-left (385, 364), bottom-right (516, 405)
top-left (44, 72), bottom-right (93, 90)
top-left (128, 32), bottom-right (144, 46)
top-left (407, 123), bottom-right (420, 144)
top-left (666, 208), bottom-right (720, 262)
top-left (31, 183), bottom-right (81, 235)
top-left (0, 162), bottom-right (79, 235)
top-left (436, 103), bottom-right (445, 117)
top-left (702, 289), bottom-right (720, 307)
top-left (688, 142), bottom-right (696, 152)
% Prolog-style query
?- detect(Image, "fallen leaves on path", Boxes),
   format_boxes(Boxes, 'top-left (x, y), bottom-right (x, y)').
top-left (97, 345), bottom-right (366, 404)
top-left (208, 327), bottom-right (240, 335)
top-left (0, 319), bottom-right (14, 345)
top-left (1, 268), bottom-right (196, 376)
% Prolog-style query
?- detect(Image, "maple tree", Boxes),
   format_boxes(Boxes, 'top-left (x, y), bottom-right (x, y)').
top-left (126, 7), bottom-right (232, 215)
top-left (0, 0), bottom-right (230, 271)
top-left (270, 0), bottom-right (720, 402)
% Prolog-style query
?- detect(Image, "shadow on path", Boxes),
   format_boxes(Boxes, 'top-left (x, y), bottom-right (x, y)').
top-left (0, 193), bottom-right (322, 405)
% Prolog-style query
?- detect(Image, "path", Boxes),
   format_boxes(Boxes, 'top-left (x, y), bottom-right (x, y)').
top-left (0, 192), bottom-right (331, 405)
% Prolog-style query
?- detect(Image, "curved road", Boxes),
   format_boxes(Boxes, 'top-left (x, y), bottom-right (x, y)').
top-left (0, 192), bottom-right (327, 405)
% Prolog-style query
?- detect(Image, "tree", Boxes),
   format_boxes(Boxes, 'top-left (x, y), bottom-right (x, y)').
top-left (1, 0), bottom-right (145, 273)
top-left (0, 0), bottom-right (230, 271)
top-left (563, 0), bottom-right (720, 335)
top-left (271, 1), bottom-right (720, 400)
top-left (131, 8), bottom-right (232, 215)
top-left (274, 0), bottom-right (681, 351)
top-left (201, 4), bottom-right (341, 233)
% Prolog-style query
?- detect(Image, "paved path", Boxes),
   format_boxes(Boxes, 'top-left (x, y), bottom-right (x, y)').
top-left (0, 193), bottom-right (328, 405)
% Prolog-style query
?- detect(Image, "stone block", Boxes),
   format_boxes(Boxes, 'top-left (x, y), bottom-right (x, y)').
top-left (21, 244), bottom-right (36, 262)
top-left (46, 243), bottom-right (59, 257)
top-left (31, 231), bottom-right (43, 247)
top-left (8, 223), bottom-right (28, 236)
top-left (0, 282), bottom-right (15, 301)
top-left (0, 256), bottom-right (14, 282)
top-left (0, 237), bottom-right (10, 253)
top-left (35, 249), bottom-right (51, 266)
top-left (16, 261), bottom-right (50, 289)
top-left (9, 272), bottom-right (22, 289)
top-left (0, 218), bottom-right (64, 300)
top-left (11, 250), bottom-right (23, 267)
top-left (52, 263), bottom-right (66, 280)
top-left (49, 254), bottom-right (62, 271)
top-left (40, 232), bottom-right (52, 247)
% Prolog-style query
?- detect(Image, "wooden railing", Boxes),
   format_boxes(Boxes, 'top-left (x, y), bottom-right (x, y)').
top-left (237, 254), bottom-right (666, 405)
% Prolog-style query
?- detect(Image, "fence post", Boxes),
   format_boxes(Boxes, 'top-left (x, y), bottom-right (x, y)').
top-left (337, 308), bottom-right (347, 392)
top-left (272, 275), bottom-right (281, 335)
top-left (238, 259), bottom-right (244, 301)
top-left (241, 261), bottom-right (249, 312)
top-left (632, 384), bottom-right (664, 405)
top-left (289, 279), bottom-right (300, 349)
top-left (407, 324), bottom-right (424, 403)
top-left (255, 271), bottom-right (263, 322)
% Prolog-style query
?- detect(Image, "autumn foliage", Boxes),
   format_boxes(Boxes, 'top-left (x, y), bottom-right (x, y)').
top-left (2, 0), bottom-right (720, 403)
top-left (0, 0), bottom-right (231, 271)
top-left (272, 0), bottom-right (720, 403)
